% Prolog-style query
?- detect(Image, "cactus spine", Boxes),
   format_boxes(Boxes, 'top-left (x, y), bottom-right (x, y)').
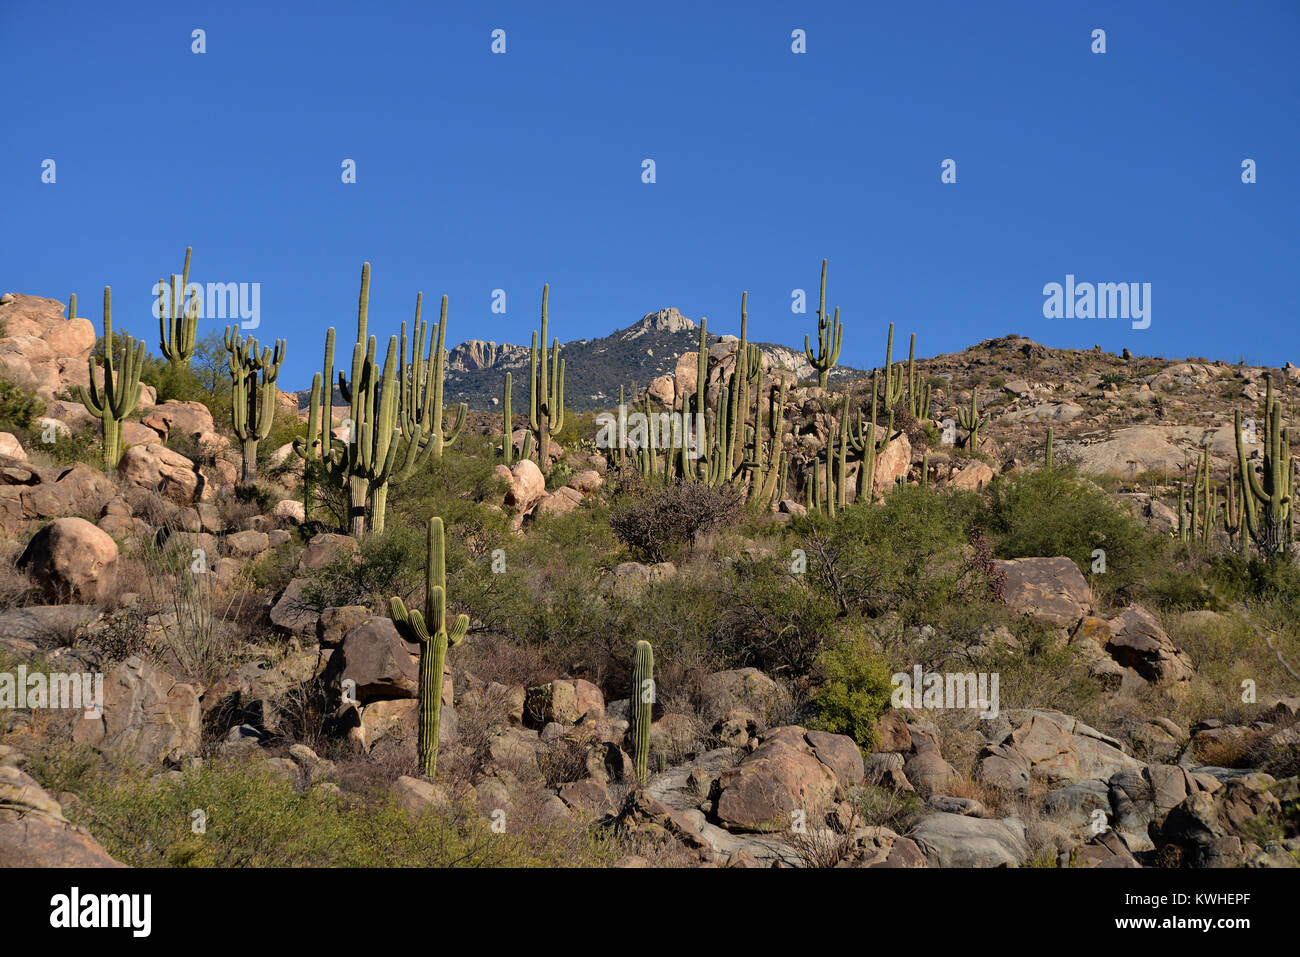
top-left (528, 285), bottom-right (565, 474)
top-left (389, 517), bottom-right (469, 778)
top-left (158, 246), bottom-right (199, 367)
top-left (1235, 374), bottom-right (1294, 558)
top-left (225, 328), bottom-right (285, 485)
top-left (630, 640), bottom-right (655, 783)
top-left (803, 260), bottom-right (842, 389)
top-left (958, 387), bottom-right (989, 453)
top-left (76, 287), bottom-right (144, 471)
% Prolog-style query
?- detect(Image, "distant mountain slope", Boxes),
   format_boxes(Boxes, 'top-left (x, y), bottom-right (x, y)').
top-left (296, 306), bottom-right (861, 413)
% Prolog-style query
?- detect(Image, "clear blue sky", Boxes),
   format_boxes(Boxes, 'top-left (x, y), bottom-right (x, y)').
top-left (3, 1), bottom-right (1297, 389)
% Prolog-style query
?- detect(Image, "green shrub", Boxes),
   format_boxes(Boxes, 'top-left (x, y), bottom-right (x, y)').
top-left (0, 375), bottom-right (42, 434)
top-left (810, 635), bottom-right (895, 750)
top-left (985, 465), bottom-right (1156, 596)
top-left (44, 753), bottom-right (609, 867)
top-left (799, 483), bottom-right (989, 623)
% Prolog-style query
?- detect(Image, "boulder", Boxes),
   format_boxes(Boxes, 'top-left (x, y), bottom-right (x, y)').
top-left (1105, 606), bottom-right (1194, 687)
top-left (269, 579), bottom-right (320, 636)
top-left (699, 667), bottom-right (790, 721)
top-left (118, 443), bottom-right (205, 504)
top-left (994, 556), bottom-right (1092, 627)
top-left (324, 616), bottom-right (418, 702)
top-left (140, 400), bottom-right (216, 442)
top-left (0, 293), bottom-right (96, 397)
top-left (712, 726), bottom-right (849, 832)
top-left (73, 656), bottom-right (202, 766)
top-left (502, 458), bottom-right (546, 513)
top-left (18, 517), bottom-right (118, 604)
top-left (0, 767), bottom-right (124, 866)
top-left (0, 432), bottom-right (26, 460)
top-left (910, 813), bottom-right (1029, 867)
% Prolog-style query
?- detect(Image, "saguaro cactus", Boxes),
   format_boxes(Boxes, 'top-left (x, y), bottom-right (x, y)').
top-left (292, 327), bottom-right (336, 520)
top-left (528, 285), bottom-right (565, 474)
top-left (1235, 374), bottom-right (1294, 559)
top-left (315, 264), bottom-right (441, 536)
top-left (630, 640), bottom-right (655, 783)
top-left (501, 371), bottom-right (532, 466)
top-left (225, 328), bottom-right (285, 485)
top-left (389, 517), bottom-right (469, 779)
top-left (76, 287), bottom-right (144, 471)
top-left (399, 293), bottom-right (466, 459)
top-left (158, 246), bottom-right (199, 367)
top-left (803, 259), bottom-right (842, 389)
top-left (958, 387), bottom-right (989, 453)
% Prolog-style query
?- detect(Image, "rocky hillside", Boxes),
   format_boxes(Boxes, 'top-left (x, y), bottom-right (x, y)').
top-left (1, 287), bottom-right (1297, 871)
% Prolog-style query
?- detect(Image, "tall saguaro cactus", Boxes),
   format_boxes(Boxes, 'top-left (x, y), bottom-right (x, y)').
top-left (390, 517), bottom-right (469, 779)
top-left (1235, 374), bottom-right (1294, 559)
top-left (803, 259), bottom-right (843, 389)
top-left (630, 640), bottom-right (655, 783)
top-left (399, 293), bottom-right (466, 460)
top-left (528, 284), bottom-right (565, 474)
top-left (158, 246), bottom-right (199, 367)
top-left (292, 327), bottom-right (336, 520)
top-left (225, 328), bottom-right (285, 485)
top-left (76, 287), bottom-right (145, 471)
top-left (316, 263), bottom-right (440, 536)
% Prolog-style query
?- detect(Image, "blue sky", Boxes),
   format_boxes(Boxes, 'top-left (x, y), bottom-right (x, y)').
top-left (2, 1), bottom-right (1297, 389)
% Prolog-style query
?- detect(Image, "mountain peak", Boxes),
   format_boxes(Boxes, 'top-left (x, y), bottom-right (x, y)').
top-left (619, 308), bottom-right (697, 340)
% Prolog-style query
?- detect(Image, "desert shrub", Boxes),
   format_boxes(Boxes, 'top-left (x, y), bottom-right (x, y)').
top-left (984, 465), bottom-right (1155, 596)
top-left (298, 522), bottom-right (425, 612)
top-left (809, 634), bottom-right (895, 750)
top-left (708, 553), bottom-right (841, 678)
top-left (0, 374), bottom-right (41, 434)
top-left (851, 784), bottom-right (923, 832)
top-left (610, 480), bottom-right (744, 562)
top-left (43, 753), bottom-right (610, 867)
top-left (800, 484), bottom-right (990, 624)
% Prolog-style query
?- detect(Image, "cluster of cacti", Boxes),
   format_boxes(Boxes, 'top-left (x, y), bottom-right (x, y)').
top-left (629, 639), bottom-right (654, 783)
top-left (879, 323), bottom-right (929, 420)
top-left (158, 246), bottom-right (199, 368)
top-left (1234, 374), bottom-right (1295, 559)
top-left (526, 285), bottom-right (565, 475)
top-left (302, 263), bottom-right (455, 536)
top-left (225, 328), bottom-right (285, 485)
top-left (389, 517), bottom-right (469, 778)
top-left (803, 259), bottom-right (842, 389)
top-left (806, 382), bottom-right (896, 515)
top-left (292, 327), bottom-right (335, 520)
top-left (1222, 465), bottom-right (1248, 555)
top-left (400, 293), bottom-right (467, 460)
top-left (76, 287), bottom-right (145, 471)
top-left (1177, 444), bottom-right (1216, 547)
top-left (957, 387), bottom-right (989, 452)
top-left (617, 294), bottom-right (788, 508)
